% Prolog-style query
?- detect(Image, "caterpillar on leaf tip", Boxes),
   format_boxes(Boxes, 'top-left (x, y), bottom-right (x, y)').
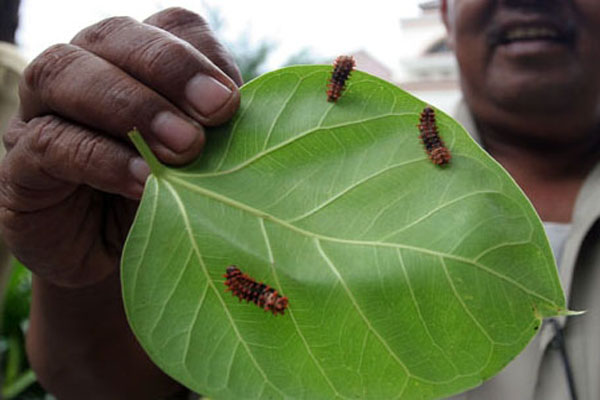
top-left (327, 55), bottom-right (356, 102)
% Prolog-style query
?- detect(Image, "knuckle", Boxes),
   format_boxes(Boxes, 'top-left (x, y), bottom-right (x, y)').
top-left (24, 116), bottom-right (100, 175)
top-left (145, 7), bottom-right (241, 85)
top-left (100, 74), bottom-right (140, 114)
top-left (0, 200), bottom-right (29, 241)
top-left (0, 205), bottom-right (23, 248)
top-left (148, 7), bottom-right (209, 32)
top-left (0, 116), bottom-right (82, 221)
top-left (23, 44), bottom-right (82, 94)
top-left (142, 38), bottom-right (191, 75)
top-left (72, 16), bottom-right (137, 46)
top-left (3, 117), bottom-right (26, 152)
top-left (70, 133), bottom-right (104, 173)
top-left (0, 162), bottom-right (41, 219)
top-left (25, 116), bottom-right (67, 160)
top-left (204, 44), bottom-right (239, 76)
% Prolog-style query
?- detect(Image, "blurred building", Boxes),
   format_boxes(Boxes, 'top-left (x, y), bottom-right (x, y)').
top-left (397, 0), bottom-right (460, 113)
top-left (352, 49), bottom-right (395, 83)
top-left (351, 0), bottom-right (460, 114)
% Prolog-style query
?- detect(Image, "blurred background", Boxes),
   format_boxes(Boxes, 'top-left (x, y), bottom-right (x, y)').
top-left (17, 0), bottom-right (460, 112)
top-left (1, 0), bottom-right (458, 398)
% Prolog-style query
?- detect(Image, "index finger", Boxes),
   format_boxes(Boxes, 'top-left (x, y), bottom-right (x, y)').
top-left (71, 15), bottom-right (240, 127)
top-left (19, 42), bottom-right (205, 165)
top-left (143, 7), bottom-right (243, 87)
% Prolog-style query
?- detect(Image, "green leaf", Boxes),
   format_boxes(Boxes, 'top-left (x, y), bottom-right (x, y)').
top-left (2, 368), bottom-right (36, 399)
top-left (122, 66), bottom-right (566, 399)
top-left (1, 259), bottom-right (32, 336)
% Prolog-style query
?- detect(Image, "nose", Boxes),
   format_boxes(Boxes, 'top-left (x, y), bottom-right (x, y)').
top-left (500, 0), bottom-right (558, 11)
top-left (500, 0), bottom-right (560, 7)
top-left (501, 0), bottom-right (544, 4)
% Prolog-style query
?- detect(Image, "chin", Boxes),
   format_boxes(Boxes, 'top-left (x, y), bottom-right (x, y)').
top-left (491, 84), bottom-right (576, 114)
top-left (490, 66), bottom-right (587, 110)
top-left (464, 81), bottom-right (598, 142)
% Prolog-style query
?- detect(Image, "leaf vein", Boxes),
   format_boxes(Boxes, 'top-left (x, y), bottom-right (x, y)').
top-left (130, 177), bottom-right (160, 304)
top-left (177, 112), bottom-right (416, 178)
top-left (315, 238), bottom-right (411, 378)
top-left (261, 167), bottom-right (322, 211)
top-left (379, 190), bottom-right (508, 241)
top-left (259, 218), bottom-right (348, 399)
top-left (396, 249), bottom-right (460, 375)
top-left (224, 341), bottom-right (241, 390)
top-left (440, 257), bottom-right (495, 344)
top-left (447, 215), bottom-right (525, 254)
top-left (286, 157), bottom-right (424, 223)
top-left (148, 248), bottom-right (195, 341)
top-left (261, 77), bottom-right (305, 151)
top-left (163, 181), bottom-right (286, 397)
top-left (474, 238), bottom-right (534, 262)
top-left (215, 85), bottom-right (259, 171)
top-left (167, 175), bottom-right (560, 309)
top-left (182, 283), bottom-right (209, 380)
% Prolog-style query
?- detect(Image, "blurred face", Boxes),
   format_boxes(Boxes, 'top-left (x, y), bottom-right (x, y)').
top-left (443, 0), bottom-right (600, 141)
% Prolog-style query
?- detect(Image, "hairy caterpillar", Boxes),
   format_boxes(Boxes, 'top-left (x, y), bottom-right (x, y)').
top-left (327, 55), bottom-right (356, 102)
top-left (224, 265), bottom-right (288, 316)
top-left (418, 106), bottom-right (451, 166)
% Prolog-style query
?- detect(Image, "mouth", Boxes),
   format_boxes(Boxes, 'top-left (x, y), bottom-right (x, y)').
top-left (489, 21), bottom-right (576, 47)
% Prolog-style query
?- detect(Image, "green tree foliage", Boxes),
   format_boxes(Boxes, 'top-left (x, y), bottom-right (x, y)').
top-left (1, 260), bottom-right (49, 399)
top-left (205, 6), bottom-right (316, 82)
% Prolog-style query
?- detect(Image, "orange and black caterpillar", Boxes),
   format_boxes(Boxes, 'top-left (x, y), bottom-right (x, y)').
top-left (327, 55), bottom-right (356, 102)
top-left (224, 265), bottom-right (288, 316)
top-left (418, 106), bottom-right (451, 166)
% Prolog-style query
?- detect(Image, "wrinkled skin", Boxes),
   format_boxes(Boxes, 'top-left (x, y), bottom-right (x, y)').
top-left (442, 0), bottom-right (600, 222)
top-left (0, 8), bottom-right (242, 399)
top-left (1, 8), bottom-right (241, 288)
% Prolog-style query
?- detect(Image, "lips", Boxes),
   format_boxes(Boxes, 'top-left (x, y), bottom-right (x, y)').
top-left (489, 19), bottom-right (576, 47)
top-left (504, 26), bottom-right (559, 42)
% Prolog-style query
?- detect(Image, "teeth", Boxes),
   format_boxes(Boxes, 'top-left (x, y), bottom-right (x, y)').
top-left (505, 27), bottom-right (559, 41)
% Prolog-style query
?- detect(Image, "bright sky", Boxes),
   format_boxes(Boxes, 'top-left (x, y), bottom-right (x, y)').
top-left (17, 0), bottom-right (423, 71)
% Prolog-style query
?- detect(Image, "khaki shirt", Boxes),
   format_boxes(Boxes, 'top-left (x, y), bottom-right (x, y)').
top-left (0, 42), bottom-right (26, 302)
top-left (0, 42), bottom-right (25, 155)
top-left (448, 100), bottom-right (600, 400)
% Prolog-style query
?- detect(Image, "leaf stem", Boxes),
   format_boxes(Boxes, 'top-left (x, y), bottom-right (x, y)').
top-left (5, 334), bottom-right (22, 385)
top-left (128, 129), bottom-right (165, 177)
top-left (2, 369), bottom-right (36, 399)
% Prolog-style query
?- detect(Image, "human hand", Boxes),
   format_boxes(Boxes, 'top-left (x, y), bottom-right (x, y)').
top-left (0, 8), bottom-right (242, 288)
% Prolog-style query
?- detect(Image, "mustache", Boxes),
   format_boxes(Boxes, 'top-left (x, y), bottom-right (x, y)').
top-left (499, 0), bottom-right (565, 12)
top-left (486, 0), bottom-right (577, 46)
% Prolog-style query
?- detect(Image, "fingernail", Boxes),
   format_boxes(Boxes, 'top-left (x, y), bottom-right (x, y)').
top-left (151, 111), bottom-right (200, 153)
top-left (185, 74), bottom-right (233, 117)
top-left (129, 157), bottom-right (150, 185)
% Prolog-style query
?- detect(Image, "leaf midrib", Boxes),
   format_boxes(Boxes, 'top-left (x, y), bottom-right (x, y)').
top-left (165, 174), bottom-right (560, 309)
top-left (159, 174), bottom-right (543, 393)
top-left (160, 180), bottom-right (499, 392)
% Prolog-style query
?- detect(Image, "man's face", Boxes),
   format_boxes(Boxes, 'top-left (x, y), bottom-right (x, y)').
top-left (443, 0), bottom-right (600, 139)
